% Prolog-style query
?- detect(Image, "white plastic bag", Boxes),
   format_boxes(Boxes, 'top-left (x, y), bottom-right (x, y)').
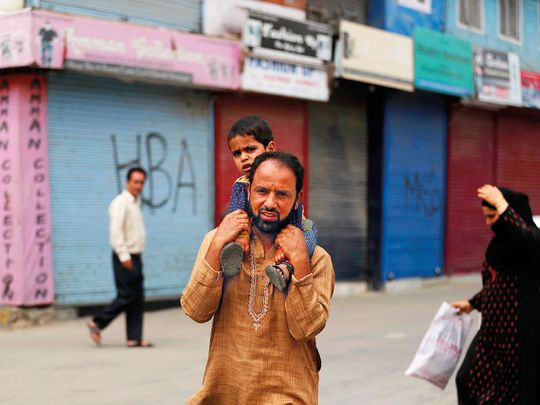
top-left (405, 302), bottom-right (473, 389)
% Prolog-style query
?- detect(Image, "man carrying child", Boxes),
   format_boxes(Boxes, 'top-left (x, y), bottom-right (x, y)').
top-left (181, 144), bottom-right (335, 403)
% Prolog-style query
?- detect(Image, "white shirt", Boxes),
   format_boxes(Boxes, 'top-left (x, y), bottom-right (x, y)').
top-left (109, 190), bottom-right (146, 262)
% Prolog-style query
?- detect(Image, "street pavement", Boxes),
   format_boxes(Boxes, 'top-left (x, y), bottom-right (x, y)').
top-left (1, 277), bottom-right (481, 405)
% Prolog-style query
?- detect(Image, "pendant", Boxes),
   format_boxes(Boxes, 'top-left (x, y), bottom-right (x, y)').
top-left (253, 322), bottom-right (260, 330)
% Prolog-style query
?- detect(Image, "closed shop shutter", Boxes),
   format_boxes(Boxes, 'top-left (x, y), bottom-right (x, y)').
top-left (308, 93), bottom-right (368, 280)
top-left (215, 94), bottom-right (308, 224)
top-left (34, 0), bottom-right (201, 32)
top-left (47, 72), bottom-right (212, 305)
top-left (382, 92), bottom-right (446, 279)
top-left (445, 105), bottom-right (496, 274)
top-left (496, 111), bottom-right (540, 215)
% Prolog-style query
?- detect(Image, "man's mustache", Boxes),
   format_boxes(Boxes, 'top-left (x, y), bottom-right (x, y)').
top-left (259, 207), bottom-right (279, 215)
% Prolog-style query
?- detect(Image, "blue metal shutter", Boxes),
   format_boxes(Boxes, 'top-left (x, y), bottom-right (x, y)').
top-left (381, 92), bottom-right (447, 280)
top-left (46, 72), bottom-right (212, 305)
top-left (31, 0), bottom-right (201, 32)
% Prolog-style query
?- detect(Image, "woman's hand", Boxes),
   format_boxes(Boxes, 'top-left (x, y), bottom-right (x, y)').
top-left (477, 185), bottom-right (508, 214)
top-left (450, 300), bottom-right (473, 315)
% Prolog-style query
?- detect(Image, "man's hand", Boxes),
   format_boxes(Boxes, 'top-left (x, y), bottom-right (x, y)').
top-left (205, 210), bottom-right (250, 271)
top-left (213, 210), bottom-right (250, 249)
top-left (274, 247), bottom-right (286, 264)
top-left (275, 225), bottom-right (310, 279)
top-left (122, 259), bottom-right (133, 271)
top-left (450, 300), bottom-right (473, 315)
top-left (477, 184), bottom-right (508, 214)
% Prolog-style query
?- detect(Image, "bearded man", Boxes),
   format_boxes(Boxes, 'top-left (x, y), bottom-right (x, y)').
top-left (181, 151), bottom-right (335, 404)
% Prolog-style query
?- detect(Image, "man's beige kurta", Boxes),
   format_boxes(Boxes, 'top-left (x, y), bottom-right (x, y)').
top-left (181, 229), bottom-right (335, 405)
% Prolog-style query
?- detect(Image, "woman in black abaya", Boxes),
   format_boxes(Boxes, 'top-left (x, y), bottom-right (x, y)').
top-left (452, 185), bottom-right (540, 404)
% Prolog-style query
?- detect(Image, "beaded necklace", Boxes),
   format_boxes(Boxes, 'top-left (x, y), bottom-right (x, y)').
top-left (247, 238), bottom-right (271, 330)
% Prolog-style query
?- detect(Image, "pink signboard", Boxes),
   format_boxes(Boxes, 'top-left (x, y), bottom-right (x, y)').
top-left (0, 9), bottom-right (34, 68)
top-left (32, 10), bottom-right (241, 89)
top-left (521, 70), bottom-right (540, 109)
top-left (0, 75), bottom-right (54, 306)
top-left (20, 75), bottom-right (54, 305)
top-left (0, 76), bottom-right (25, 305)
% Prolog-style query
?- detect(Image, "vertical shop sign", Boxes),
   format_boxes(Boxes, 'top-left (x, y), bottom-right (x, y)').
top-left (0, 77), bottom-right (24, 305)
top-left (0, 75), bottom-right (54, 306)
top-left (21, 76), bottom-right (54, 304)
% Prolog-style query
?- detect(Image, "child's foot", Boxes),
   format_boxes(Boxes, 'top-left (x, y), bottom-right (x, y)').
top-left (220, 242), bottom-right (243, 277)
top-left (265, 262), bottom-right (294, 291)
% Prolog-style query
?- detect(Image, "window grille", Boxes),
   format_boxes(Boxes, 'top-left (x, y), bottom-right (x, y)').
top-left (458, 0), bottom-right (483, 31)
top-left (499, 0), bottom-right (521, 41)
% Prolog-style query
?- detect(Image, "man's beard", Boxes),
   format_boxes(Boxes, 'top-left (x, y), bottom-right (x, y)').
top-left (247, 204), bottom-right (295, 235)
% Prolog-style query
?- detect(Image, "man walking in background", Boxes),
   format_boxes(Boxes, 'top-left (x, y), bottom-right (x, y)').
top-left (87, 167), bottom-right (153, 348)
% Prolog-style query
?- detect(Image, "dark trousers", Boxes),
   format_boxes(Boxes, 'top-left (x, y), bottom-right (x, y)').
top-left (456, 332), bottom-right (480, 405)
top-left (93, 253), bottom-right (144, 341)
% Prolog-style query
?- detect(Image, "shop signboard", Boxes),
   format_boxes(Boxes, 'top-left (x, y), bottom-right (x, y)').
top-left (31, 10), bottom-right (241, 89)
top-left (414, 27), bottom-right (473, 97)
top-left (473, 48), bottom-right (522, 106)
top-left (521, 70), bottom-right (540, 109)
top-left (338, 20), bottom-right (413, 92)
top-left (241, 56), bottom-right (329, 101)
top-left (0, 9), bottom-right (33, 68)
top-left (243, 10), bottom-right (331, 64)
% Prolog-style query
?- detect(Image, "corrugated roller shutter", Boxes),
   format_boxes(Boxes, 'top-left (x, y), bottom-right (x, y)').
top-left (445, 105), bottom-right (495, 275)
top-left (496, 112), bottom-right (540, 215)
top-left (37, 0), bottom-right (201, 32)
top-left (308, 97), bottom-right (368, 280)
top-left (215, 94), bottom-right (308, 224)
top-left (382, 92), bottom-right (446, 279)
top-left (47, 72), bottom-right (212, 305)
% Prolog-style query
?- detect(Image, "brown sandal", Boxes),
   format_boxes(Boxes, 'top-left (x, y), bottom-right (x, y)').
top-left (126, 340), bottom-right (154, 348)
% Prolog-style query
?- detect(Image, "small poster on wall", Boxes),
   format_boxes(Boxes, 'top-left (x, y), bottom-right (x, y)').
top-left (521, 71), bottom-right (540, 109)
top-left (473, 48), bottom-right (522, 106)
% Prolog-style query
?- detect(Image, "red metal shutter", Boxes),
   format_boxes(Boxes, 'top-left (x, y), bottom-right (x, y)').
top-left (215, 94), bottom-right (308, 225)
top-left (445, 105), bottom-right (496, 274)
top-left (496, 112), bottom-right (540, 215)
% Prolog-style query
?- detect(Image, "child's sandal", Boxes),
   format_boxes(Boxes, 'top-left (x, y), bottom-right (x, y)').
top-left (265, 262), bottom-right (294, 291)
top-left (220, 242), bottom-right (243, 277)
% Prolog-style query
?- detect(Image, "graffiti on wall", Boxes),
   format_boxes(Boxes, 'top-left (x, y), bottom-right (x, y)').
top-left (403, 171), bottom-right (441, 217)
top-left (111, 133), bottom-right (197, 214)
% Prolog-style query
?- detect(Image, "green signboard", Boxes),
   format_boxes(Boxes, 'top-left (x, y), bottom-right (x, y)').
top-left (414, 27), bottom-right (473, 97)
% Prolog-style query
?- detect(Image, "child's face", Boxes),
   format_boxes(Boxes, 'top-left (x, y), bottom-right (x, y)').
top-left (228, 135), bottom-right (275, 175)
